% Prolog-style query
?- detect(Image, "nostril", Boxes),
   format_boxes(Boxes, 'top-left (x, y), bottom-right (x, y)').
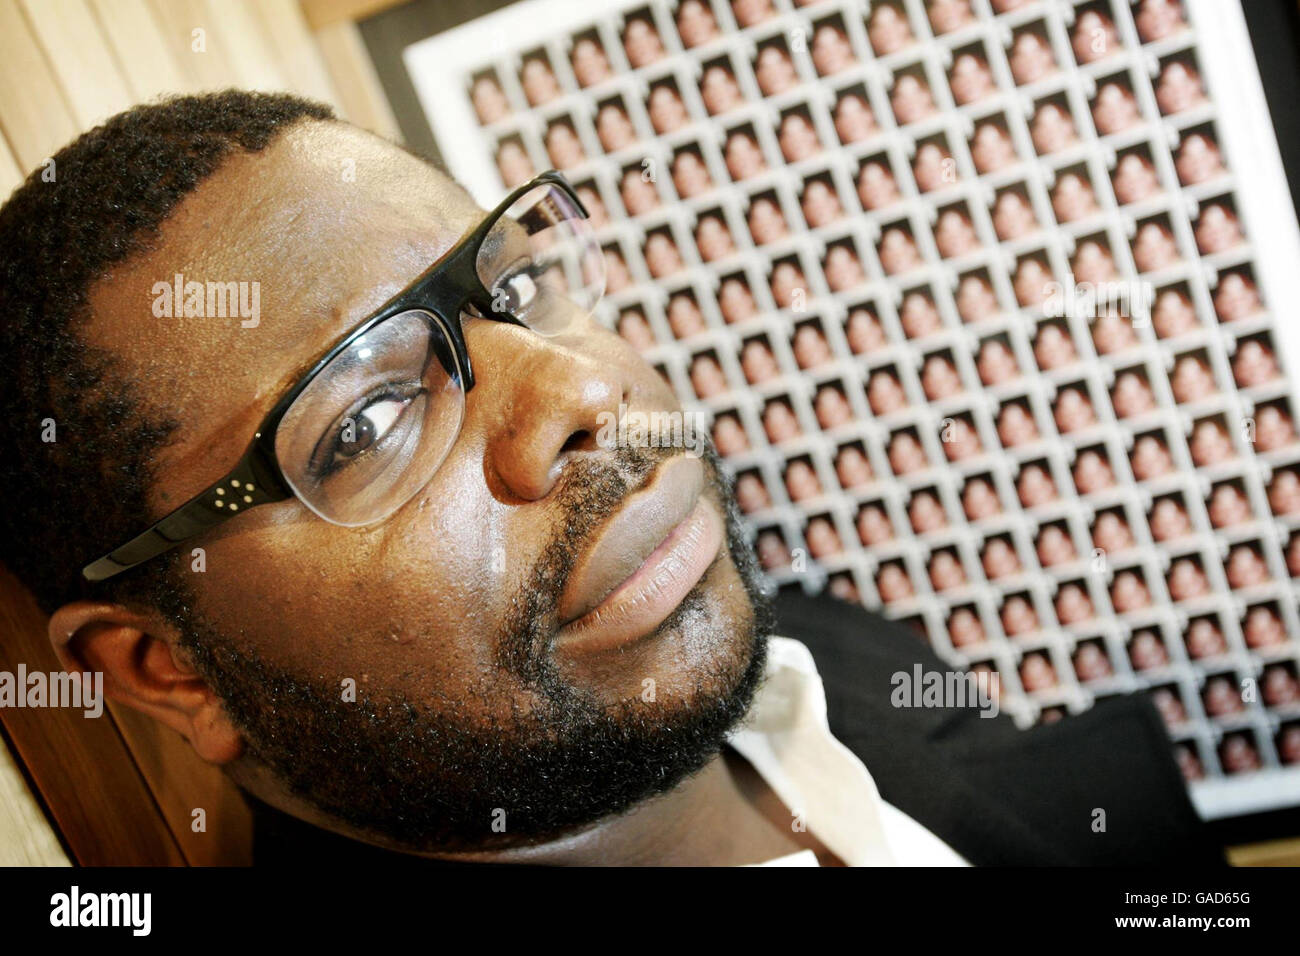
top-left (561, 429), bottom-right (598, 454)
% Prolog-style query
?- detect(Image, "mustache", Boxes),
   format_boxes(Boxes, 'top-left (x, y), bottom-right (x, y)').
top-left (497, 441), bottom-right (729, 684)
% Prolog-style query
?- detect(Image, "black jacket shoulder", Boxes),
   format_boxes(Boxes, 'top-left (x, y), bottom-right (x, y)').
top-left (773, 588), bottom-right (1225, 866)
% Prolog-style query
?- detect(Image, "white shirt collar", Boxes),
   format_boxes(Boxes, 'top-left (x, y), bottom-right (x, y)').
top-left (728, 636), bottom-right (969, 867)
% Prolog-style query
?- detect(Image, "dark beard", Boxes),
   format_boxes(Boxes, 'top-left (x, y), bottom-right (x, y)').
top-left (163, 443), bottom-right (774, 853)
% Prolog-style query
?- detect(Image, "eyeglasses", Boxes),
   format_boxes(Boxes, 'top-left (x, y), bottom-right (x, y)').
top-left (83, 170), bottom-right (605, 582)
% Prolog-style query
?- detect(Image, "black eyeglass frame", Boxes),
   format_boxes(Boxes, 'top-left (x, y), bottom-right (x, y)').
top-left (82, 169), bottom-right (590, 582)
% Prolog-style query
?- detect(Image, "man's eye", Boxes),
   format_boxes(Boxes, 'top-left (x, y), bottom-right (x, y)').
top-left (494, 270), bottom-right (539, 313)
top-left (318, 392), bottom-right (415, 475)
top-left (341, 397), bottom-right (408, 453)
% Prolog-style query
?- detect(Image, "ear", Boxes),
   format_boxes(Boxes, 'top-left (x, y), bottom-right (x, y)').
top-left (48, 602), bottom-right (243, 765)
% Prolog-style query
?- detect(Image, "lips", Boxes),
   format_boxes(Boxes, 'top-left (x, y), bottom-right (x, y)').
top-left (556, 454), bottom-right (704, 625)
top-left (553, 454), bottom-right (724, 654)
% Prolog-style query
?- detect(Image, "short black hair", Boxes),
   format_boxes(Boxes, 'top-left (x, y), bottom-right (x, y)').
top-left (0, 90), bottom-right (335, 615)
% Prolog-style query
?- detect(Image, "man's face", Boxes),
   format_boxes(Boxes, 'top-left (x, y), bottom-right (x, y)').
top-left (85, 122), bottom-right (769, 852)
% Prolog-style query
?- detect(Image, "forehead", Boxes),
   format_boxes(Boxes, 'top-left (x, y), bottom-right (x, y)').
top-left (82, 121), bottom-right (482, 485)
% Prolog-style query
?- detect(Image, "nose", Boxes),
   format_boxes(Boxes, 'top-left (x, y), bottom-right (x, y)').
top-left (470, 321), bottom-right (630, 501)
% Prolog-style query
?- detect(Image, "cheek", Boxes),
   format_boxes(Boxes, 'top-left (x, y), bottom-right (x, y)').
top-left (185, 455), bottom-right (517, 697)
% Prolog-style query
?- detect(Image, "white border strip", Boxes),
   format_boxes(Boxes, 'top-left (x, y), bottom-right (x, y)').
top-left (1188, 0), bottom-right (1300, 370)
top-left (404, 0), bottom-right (645, 203)
top-left (1191, 765), bottom-right (1300, 819)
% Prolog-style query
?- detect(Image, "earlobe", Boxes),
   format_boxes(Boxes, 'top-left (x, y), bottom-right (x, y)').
top-left (47, 601), bottom-right (244, 765)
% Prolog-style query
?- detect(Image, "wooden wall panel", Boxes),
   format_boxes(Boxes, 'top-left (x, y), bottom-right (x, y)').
top-left (0, 132), bottom-right (23, 202)
top-left (253, 0), bottom-right (344, 111)
top-left (88, 0), bottom-right (195, 102)
top-left (198, 0), bottom-right (289, 92)
top-left (146, 0), bottom-right (243, 92)
top-left (0, 733), bottom-right (69, 866)
top-left (0, 0), bottom-right (79, 172)
top-left (20, 0), bottom-right (133, 130)
top-left (300, 0), bottom-right (406, 31)
top-left (314, 19), bottom-right (402, 139)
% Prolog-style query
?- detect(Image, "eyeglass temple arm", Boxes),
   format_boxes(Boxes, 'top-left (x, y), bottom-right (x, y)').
top-left (81, 445), bottom-right (290, 582)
